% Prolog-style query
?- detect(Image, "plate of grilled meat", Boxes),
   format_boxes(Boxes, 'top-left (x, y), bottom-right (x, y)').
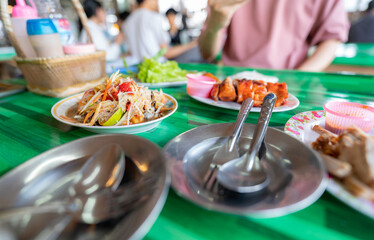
top-left (188, 76), bottom-right (299, 112)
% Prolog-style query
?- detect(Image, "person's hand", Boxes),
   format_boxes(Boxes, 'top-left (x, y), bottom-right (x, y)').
top-left (115, 33), bottom-right (125, 45)
top-left (188, 39), bottom-right (198, 47)
top-left (208, 0), bottom-right (250, 30)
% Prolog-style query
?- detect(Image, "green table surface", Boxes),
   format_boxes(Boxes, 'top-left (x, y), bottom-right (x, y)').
top-left (1, 63), bottom-right (374, 240)
top-left (332, 43), bottom-right (374, 67)
top-left (0, 46), bottom-right (16, 62)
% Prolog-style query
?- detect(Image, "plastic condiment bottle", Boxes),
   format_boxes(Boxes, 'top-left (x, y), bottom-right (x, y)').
top-left (11, 0), bottom-right (38, 58)
top-left (27, 19), bottom-right (64, 58)
top-left (34, 0), bottom-right (74, 45)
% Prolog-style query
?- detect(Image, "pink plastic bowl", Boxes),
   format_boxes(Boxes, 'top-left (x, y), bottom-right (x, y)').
top-left (63, 44), bottom-right (96, 55)
top-left (186, 74), bottom-right (217, 98)
top-left (323, 101), bottom-right (374, 134)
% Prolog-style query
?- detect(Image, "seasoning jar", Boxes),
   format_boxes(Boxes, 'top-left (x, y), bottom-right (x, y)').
top-left (26, 18), bottom-right (64, 58)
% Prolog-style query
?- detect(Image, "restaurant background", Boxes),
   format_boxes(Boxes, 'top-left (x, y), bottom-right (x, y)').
top-left (0, 0), bottom-right (373, 240)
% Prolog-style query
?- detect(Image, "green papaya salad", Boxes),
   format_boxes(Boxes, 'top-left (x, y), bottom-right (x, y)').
top-left (73, 71), bottom-right (169, 126)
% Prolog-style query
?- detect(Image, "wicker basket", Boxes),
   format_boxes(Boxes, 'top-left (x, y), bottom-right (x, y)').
top-left (0, 0), bottom-right (106, 97)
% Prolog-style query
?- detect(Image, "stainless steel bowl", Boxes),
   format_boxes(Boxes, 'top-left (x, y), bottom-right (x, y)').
top-left (0, 134), bottom-right (169, 240)
top-left (164, 123), bottom-right (327, 218)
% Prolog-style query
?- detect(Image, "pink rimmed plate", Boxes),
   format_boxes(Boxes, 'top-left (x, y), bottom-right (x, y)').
top-left (284, 110), bottom-right (374, 219)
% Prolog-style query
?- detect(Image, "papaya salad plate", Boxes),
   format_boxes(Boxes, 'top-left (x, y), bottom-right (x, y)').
top-left (284, 110), bottom-right (374, 219)
top-left (51, 72), bottom-right (178, 134)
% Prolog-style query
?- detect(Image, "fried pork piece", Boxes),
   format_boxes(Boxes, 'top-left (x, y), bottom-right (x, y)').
top-left (312, 125), bottom-right (340, 158)
top-left (338, 127), bottom-right (374, 188)
top-left (210, 84), bottom-right (220, 101)
top-left (343, 176), bottom-right (374, 201)
top-left (312, 125), bottom-right (374, 189)
top-left (218, 77), bottom-right (237, 102)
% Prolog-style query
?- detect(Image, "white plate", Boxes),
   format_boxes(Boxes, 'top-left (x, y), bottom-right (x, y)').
top-left (51, 93), bottom-right (178, 134)
top-left (136, 79), bottom-right (187, 88)
top-left (228, 71), bottom-right (279, 83)
top-left (284, 110), bottom-right (374, 219)
top-left (189, 93), bottom-right (299, 112)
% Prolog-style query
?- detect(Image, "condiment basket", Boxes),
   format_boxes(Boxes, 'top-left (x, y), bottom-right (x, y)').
top-left (0, 0), bottom-right (106, 98)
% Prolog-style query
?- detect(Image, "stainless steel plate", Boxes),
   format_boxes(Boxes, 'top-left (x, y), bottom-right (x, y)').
top-left (0, 134), bottom-right (169, 240)
top-left (164, 123), bottom-right (327, 218)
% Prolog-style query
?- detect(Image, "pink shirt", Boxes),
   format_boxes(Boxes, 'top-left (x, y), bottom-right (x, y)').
top-left (221, 0), bottom-right (349, 69)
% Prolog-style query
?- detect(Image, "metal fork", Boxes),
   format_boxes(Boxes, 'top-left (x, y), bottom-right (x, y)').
top-left (203, 98), bottom-right (254, 192)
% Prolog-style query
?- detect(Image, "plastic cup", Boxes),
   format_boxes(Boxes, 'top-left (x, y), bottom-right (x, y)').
top-left (323, 101), bottom-right (374, 135)
top-left (186, 74), bottom-right (217, 98)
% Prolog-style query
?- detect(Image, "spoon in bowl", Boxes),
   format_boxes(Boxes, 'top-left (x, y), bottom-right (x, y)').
top-left (203, 98), bottom-right (254, 191)
top-left (217, 93), bottom-right (277, 193)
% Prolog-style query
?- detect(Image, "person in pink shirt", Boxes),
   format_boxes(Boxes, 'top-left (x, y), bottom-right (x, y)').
top-left (199, 0), bottom-right (350, 71)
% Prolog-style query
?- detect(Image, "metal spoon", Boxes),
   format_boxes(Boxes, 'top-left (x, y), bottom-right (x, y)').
top-left (68, 143), bottom-right (125, 197)
top-left (217, 93), bottom-right (277, 193)
top-left (203, 98), bottom-right (254, 191)
top-left (0, 143), bottom-right (126, 223)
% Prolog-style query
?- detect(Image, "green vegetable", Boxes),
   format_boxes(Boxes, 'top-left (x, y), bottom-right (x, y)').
top-left (136, 49), bottom-right (188, 83)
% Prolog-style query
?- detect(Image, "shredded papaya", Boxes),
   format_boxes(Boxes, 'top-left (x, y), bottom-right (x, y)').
top-left (102, 80), bottom-right (112, 102)
top-left (83, 109), bottom-right (96, 123)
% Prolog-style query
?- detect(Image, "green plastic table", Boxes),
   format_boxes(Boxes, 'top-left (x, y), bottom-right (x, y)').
top-left (326, 43), bottom-right (374, 75)
top-left (0, 46), bottom-right (16, 62)
top-left (332, 43), bottom-right (374, 67)
top-left (1, 63), bottom-right (374, 240)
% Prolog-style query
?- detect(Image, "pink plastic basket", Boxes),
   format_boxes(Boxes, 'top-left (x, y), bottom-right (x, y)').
top-left (323, 101), bottom-right (374, 134)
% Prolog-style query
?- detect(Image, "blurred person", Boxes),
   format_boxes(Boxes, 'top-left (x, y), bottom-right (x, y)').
top-left (123, 0), bottom-right (199, 63)
top-left (118, 11), bottom-right (131, 54)
top-left (199, 0), bottom-right (350, 71)
top-left (348, 1), bottom-right (374, 43)
top-left (165, 8), bottom-right (182, 45)
top-left (80, 0), bottom-right (125, 61)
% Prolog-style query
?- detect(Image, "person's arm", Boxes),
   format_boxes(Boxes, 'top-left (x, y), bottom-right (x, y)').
top-left (105, 33), bottom-right (125, 61)
top-left (297, 39), bottom-right (340, 72)
top-left (161, 41), bottom-right (197, 59)
top-left (198, 0), bottom-right (249, 61)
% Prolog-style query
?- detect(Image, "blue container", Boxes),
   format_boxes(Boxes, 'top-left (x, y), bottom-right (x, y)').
top-left (26, 18), bottom-right (64, 57)
top-left (26, 18), bottom-right (57, 35)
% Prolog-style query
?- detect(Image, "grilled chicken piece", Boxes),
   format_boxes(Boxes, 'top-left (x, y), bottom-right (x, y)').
top-left (266, 82), bottom-right (289, 107)
top-left (210, 84), bottom-right (220, 101)
top-left (218, 77), bottom-right (237, 102)
top-left (204, 72), bottom-right (221, 83)
top-left (252, 80), bottom-right (267, 107)
top-left (236, 79), bottom-right (253, 103)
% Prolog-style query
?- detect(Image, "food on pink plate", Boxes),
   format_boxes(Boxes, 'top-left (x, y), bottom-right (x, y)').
top-left (312, 125), bottom-right (374, 200)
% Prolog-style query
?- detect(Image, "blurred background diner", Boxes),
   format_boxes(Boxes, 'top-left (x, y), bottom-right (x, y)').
top-left (348, 0), bottom-right (374, 43)
top-left (1, 0), bottom-right (374, 79)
